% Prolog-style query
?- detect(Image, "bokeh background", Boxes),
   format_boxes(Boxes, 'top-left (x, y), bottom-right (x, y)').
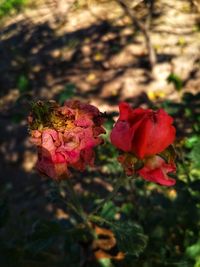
top-left (0, 0), bottom-right (200, 266)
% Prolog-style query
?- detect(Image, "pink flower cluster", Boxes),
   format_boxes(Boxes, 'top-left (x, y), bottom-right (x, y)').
top-left (29, 100), bottom-right (105, 180)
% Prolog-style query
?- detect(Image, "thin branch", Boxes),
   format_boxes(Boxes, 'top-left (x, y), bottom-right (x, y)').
top-left (116, 0), bottom-right (157, 71)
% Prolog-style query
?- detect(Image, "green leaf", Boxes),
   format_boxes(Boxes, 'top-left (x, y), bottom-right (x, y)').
top-left (17, 74), bottom-right (29, 93)
top-left (0, 0), bottom-right (27, 18)
top-left (58, 83), bottom-right (76, 104)
top-left (184, 136), bottom-right (199, 149)
top-left (98, 258), bottom-right (114, 267)
top-left (100, 201), bottom-right (118, 221)
top-left (111, 221), bottom-right (148, 257)
top-left (104, 118), bottom-right (115, 137)
top-left (194, 258), bottom-right (200, 267)
top-left (161, 100), bottom-right (181, 115)
top-left (167, 73), bottom-right (183, 91)
top-left (30, 101), bottom-right (55, 129)
top-left (120, 203), bottom-right (134, 216)
top-left (193, 123), bottom-right (200, 132)
top-left (184, 108), bottom-right (193, 118)
top-left (189, 139), bottom-right (200, 169)
top-left (186, 239), bottom-right (200, 260)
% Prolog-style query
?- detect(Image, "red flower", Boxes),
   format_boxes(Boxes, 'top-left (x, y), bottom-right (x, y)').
top-left (110, 102), bottom-right (176, 186)
top-left (137, 155), bottom-right (176, 186)
top-left (110, 102), bottom-right (176, 159)
top-left (29, 100), bottom-right (105, 180)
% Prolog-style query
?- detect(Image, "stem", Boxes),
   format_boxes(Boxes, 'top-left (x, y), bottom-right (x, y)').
top-left (89, 214), bottom-right (112, 226)
top-left (54, 180), bottom-right (96, 239)
top-left (53, 180), bottom-right (84, 219)
top-left (128, 176), bottom-right (137, 203)
top-left (92, 172), bottom-right (124, 215)
top-left (65, 179), bottom-right (88, 224)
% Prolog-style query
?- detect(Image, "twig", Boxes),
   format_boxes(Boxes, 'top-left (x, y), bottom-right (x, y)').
top-left (116, 0), bottom-right (157, 71)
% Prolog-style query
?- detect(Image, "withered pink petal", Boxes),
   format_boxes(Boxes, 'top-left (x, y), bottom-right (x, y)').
top-left (29, 100), bottom-right (105, 180)
top-left (32, 130), bottom-right (42, 138)
top-left (41, 130), bottom-right (57, 154)
top-left (74, 115), bottom-right (93, 127)
top-left (36, 158), bottom-right (68, 180)
top-left (65, 150), bottom-right (80, 164)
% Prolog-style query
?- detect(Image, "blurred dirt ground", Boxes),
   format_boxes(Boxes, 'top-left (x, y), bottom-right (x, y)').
top-left (0, 0), bottom-right (200, 220)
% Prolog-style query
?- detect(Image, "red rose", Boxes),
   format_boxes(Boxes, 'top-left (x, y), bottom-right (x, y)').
top-left (137, 155), bottom-right (176, 186)
top-left (110, 102), bottom-right (176, 186)
top-left (110, 102), bottom-right (176, 159)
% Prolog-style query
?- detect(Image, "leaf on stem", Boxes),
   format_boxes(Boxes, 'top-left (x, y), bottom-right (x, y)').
top-left (100, 201), bottom-right (118, 221)
top-left (111, 221), bottom-right (148, 257)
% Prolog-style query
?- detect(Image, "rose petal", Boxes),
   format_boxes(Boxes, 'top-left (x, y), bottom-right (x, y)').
top-left (137, 156), bottom-right (176, 186)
